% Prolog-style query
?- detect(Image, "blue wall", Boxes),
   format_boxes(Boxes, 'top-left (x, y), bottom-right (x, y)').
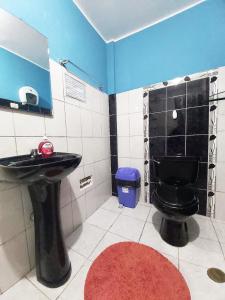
top-left (107, 0), bottom-right (225, 94)
top-left (0, 0), bottom-right (107, 92)
top-left (0, 48), bottom-right (51, 109)
top-left (1, 1), bottom-right (225, 95)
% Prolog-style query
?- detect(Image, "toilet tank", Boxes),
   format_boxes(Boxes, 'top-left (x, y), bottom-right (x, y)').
top-left (153, 156), bottom-right (199, 186)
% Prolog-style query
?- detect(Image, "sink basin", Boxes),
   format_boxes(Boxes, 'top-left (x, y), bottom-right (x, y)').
top-left (0, 152), bottom-right (82, 288)
top-left (0, 152), bottom-right (82, 184)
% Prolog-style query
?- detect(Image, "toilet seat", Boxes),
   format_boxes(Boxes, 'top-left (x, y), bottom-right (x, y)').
top-left (154, 192), bottom-right (198, 216)
top-left (156, 183), bottom-right (198, 209)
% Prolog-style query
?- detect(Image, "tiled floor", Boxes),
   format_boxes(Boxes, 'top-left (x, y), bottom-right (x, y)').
top-left (1, 196), bottom-right (225, 300)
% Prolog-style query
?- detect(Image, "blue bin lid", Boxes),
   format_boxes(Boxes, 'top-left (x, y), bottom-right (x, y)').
top-left (115, 167), bottom-right (140, 181)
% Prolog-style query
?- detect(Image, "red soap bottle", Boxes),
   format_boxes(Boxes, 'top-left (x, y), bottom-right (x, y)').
top-left (38, 137), bottom-right (54, 158)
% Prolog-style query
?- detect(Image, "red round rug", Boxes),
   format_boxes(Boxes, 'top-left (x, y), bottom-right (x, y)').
top-left (84, 242), bottom-right (190, 300)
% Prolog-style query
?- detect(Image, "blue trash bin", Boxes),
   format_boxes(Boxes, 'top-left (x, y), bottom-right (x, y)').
top-left (115, 167), bottom-right (141, 208)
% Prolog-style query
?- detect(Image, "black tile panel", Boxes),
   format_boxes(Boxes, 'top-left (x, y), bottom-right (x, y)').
top-left (149, 137), bottom-right (166, 158)
top-left (150, 182), bottom-right (158, 204)
top-left (109, 94), bottom-right (117, 115)
top-left (167, 136), bottom-right (185, 156)
top-left (110, 115), bottom-right (117, 136)
top-left (148, 78), bottom-right (209, 216)
top-left (111, 174), bottom-right (117, 196)
top-left (167, 83), bottom-right (186, 98)
top-left (149, 88), bottom-right (166, 113)
top-left (149, 112), bottom-right (166, 137)
top-left (150, 160), bottom-right (158, 182)
top-left (195, 163), bottom-right (208, 190)
top-left (167, 109), bottom-right (185, 136)
top-left (196, 189), bottom-right (207, 216)
top-left (187, 106), bottom-right (209, 135)
top-left (111, 155), bottom-right (118, 175)
top-left (187, 78), bottom-right (209, 107)
top-left (167, 95), bottom-right (186, 111)
top-left (110, 135), bottom-right (118, 156)
top-left (186, 135), bottom-right (208, 162)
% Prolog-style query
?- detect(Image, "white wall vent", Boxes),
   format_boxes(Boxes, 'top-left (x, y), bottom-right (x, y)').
top-left (64, 72), bottom-right (86, 102)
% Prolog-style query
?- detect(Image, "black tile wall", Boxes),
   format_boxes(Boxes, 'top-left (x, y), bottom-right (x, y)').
top-left (167, 136), bottom-right (185, 156)
top-left (110, 115), bottom-right (117, 136)
top-left (149, 137), bottom-right (166, 158)
top-left (111, 174), bottom-right (117, 195)
top-left (109, 94), bottom-right (118, 196)
top-left (197, 190), bottom-right (207, 216)
top-left (111, 155), bottom-right (118, 175)
top-left (167, 82), bottom-right (186, 97)
top-left (187, 78), bottom-right (209, 107)
top-left (109, 94), bottom-right (117, 115)
top-left (149, 88), bottom-right (166, 113)
top-left (110, 136), bottom-right (118, 156)
top-left (149, 112), bottom-right (166, 136)
top-left (195, 163), bottom-right (208, 190)
top-left (148, 78), bottom-right (209, 215)
top-left (186, 135), bottom-right (208, 162)
top-left (167, 109), bottom-right (185, 136)
top-left (150, 160), bottom-right (158, 182)
top-left (187, 106), bottom-right (209, 135)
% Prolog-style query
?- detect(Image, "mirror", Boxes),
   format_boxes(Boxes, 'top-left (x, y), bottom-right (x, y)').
top-left (0, 9), bottom-right (52, 115)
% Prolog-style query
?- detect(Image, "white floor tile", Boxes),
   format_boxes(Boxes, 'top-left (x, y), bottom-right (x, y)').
top-left (89, 232), bottom-right (130, 261)
top-left (147, 208), bottom-right (218, 241)
top-left (187, 215), bottom-right (218, 241)
top-left (140, 222), bottom-right (178, 258)
top-left (26, 250), bottom-right (86, 300)
top-left (163, 253), bottom-right (178, 268)
top-left (147, 205), bottom-right (163, 225)
top-left (59, 261), bottom-right (92, 300)
top-left (66, 223), bottom-right (106, 258)
top-left (122, 202), bottom-right (151, 221)
top-left (179, 237), bottom-right (224, 269)
top-left (180, 260), bottom-right (225, 300)
top-left (101, 196), bottom-right (123, 214)
top-left (0, 232), bottom-right (30, 292)
top-left (86, 208), bottom-right (118, 230)
top-left (110, 214), bottom-right (145, 241)
top-left (0, 278), bottom-right (48, 300)
top-left (220, 243), bottom-right (225, 257)
top-left (212, 220), bottom-right (225, 244)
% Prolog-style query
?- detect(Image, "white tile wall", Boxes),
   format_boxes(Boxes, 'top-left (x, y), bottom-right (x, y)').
top-left (116, 88), bottom-right (144, 201)
top-left (0, 233), bottom-right (30, 293)
top-left (215, 66), bottom-right (225, 221)
top-left (0, 59), bottom-right (111, 293)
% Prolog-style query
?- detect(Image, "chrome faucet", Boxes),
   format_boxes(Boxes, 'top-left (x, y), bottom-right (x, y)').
top-left (30, 149), bottom-right (39, 158)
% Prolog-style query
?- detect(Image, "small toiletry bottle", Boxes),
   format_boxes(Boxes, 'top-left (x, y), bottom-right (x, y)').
top-left (38, 136), bottom-right (54, 158)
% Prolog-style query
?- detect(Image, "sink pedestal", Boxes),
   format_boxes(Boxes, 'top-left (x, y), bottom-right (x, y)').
top-left (29, 181), bottom-right (71, 288)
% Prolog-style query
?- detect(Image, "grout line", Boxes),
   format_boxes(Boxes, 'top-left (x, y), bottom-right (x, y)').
top-left (210, 219), bottom-right (225, 260)
top-left (0, 228), bottom-right (28, 247)
top-left (149, 104), bottom-right (209, 115)
top-left (149, 133), bottom-right (209, 139)
top-left (178, 257), bottom-right (225, 271)
top-left (26, 279), bottom-right (51, 300)
top-left (18, 185), bottom-right (33, 271)
top-left (138, 221), bottom-right (147, 243)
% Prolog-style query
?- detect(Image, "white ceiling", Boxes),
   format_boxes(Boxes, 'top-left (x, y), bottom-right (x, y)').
top-left (73, 0), bottom-right (204, 42)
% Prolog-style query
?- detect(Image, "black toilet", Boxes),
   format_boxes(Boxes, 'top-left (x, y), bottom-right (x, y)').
top-left (152, 156), bottom-right (199, 247)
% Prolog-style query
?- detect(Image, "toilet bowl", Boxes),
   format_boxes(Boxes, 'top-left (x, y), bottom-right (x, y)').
top-left (152, 156), bottom-right (199, 247)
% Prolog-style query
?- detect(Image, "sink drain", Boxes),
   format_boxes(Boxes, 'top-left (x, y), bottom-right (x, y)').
top-left (207, 268), bottom-right (225, 283)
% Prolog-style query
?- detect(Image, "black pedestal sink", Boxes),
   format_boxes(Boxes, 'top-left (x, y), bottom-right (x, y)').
top-left (0, 152), bottom-right (82, 288)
